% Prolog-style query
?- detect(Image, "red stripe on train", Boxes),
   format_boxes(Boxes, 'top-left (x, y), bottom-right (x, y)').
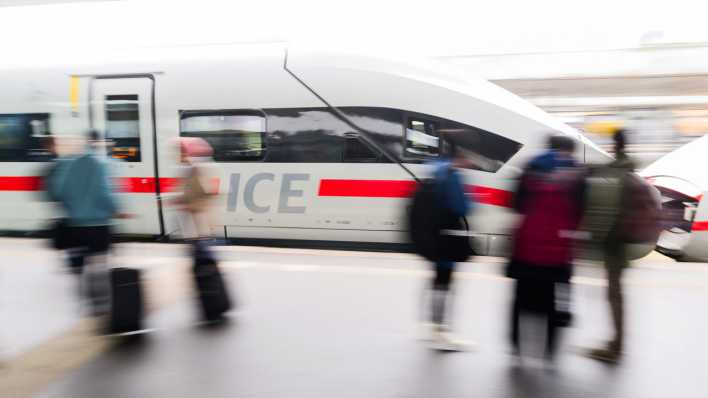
top-left (3, 176), bottom-right (510, 206)
top-left (0, 176), bottom-right (43, 191)
top-left (692, 221), bottom-right (708, 232)
top-left (466, 185), bottom-right (514, 208)
top-left (118, 177), bottom-right (182, 193)
top-left (0, 176), bottom-right (182, 193)
top-left (318, 179), bottom-right (513, 207)
top-left (318, 179), bottom-right (418, 198)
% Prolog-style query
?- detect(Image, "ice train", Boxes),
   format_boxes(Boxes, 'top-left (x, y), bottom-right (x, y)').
top-left (0, 43), bottom-right (616, 256)
top-left (641, 134), bottom-right (708, 261)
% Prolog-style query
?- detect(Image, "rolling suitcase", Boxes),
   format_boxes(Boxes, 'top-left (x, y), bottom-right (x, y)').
top-left (192, 243), bottom-right (232, 322)
top-left (109, 267), bottom-right (144, 334)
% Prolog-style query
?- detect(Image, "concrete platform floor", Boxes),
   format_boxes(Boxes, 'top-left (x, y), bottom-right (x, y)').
top-left (0, 238), bottom-right (706, 398)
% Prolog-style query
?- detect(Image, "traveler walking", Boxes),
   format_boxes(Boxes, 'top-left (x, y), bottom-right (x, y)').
top-left (50, 130), bottom-right (123, 315)
top-left (41, 135), bottom-right (83, 274)
top-left (507, 135), bottom-right (585, 363)
top-left (409, 141), bottom-right (474, 350)
top-left (173, 137), bottom-right (232, 322)
top-left (173, 137), bottom-right (218, 240)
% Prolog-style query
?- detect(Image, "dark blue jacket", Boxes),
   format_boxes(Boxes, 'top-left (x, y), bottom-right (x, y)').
top-left (434, 160), bottom-right (471, 217)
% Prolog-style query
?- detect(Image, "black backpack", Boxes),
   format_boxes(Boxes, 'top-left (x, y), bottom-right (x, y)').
top-left (408, 178), bottom-right (473, 262)
top-left (408, 179), bottom-right (441, 261)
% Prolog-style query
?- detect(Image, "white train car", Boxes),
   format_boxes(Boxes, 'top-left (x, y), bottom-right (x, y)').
top-left (0, 43), bottom-right (610, 255)
top-left (641, 134), bottom-right (708, 261)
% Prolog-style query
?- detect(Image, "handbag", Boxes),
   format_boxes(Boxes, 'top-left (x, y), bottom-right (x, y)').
top-left (49, 218), bottom-right (73, 250)
top-left (438, 215), bottom-right (474, 262)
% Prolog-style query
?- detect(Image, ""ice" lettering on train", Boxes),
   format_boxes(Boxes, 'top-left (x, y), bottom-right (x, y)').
top-left (227, 173), bottom-right (310, 214)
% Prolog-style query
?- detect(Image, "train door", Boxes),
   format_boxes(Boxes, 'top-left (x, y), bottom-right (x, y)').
top-left (90, 76), bottom-right (162, 235)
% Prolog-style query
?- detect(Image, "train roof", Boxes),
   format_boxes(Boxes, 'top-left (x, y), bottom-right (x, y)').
top-left (286, 47), bottom-right (582, 141)
top-left (4, 42), bottom-right (573, 131)
top-left (3, 42), bottom-right (602, 158)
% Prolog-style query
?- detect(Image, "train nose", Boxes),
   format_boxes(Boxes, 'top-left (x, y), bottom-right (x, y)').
top-left (645, 176), bottom-right (703, 259)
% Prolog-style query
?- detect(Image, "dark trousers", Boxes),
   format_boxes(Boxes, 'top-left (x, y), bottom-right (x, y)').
top-left (66, 225), bottom-right (111, 274)
top-left (430, 261), bottom-right (455, 325)
top-left (604, 239), bottom-right (627, 351)
top-left (68, 226), bottom-right (112, 315)
top-left (510, 278), bottom-right (559, 358)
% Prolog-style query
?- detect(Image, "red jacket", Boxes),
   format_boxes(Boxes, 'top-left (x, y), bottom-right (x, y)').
top-left (512, 167), bottom-right (585, 267)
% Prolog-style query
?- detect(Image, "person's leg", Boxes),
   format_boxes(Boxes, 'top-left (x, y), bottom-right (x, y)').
top-left (431, 261), bottom-right (454, 326)
top-left (555, 281), bottom-right (573, 327)
top-left (510, 280), bottom-right (522, 354)
top-left (607, 251), bottom-right (625, 352)
top-left (84, 226), bottom-right (112, 316)
top-left (544, 280), bottom-right (559, 359)
top-left (587, 241), bottom-right (626, 362)
top-left (65, 225), bottom-right (86, 275)
top-left (605, 239), bottom-right (626, 351)
top-left (67, 247), bottom-right (86, 275)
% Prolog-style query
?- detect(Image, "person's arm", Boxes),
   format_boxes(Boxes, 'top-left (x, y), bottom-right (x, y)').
top-left (446, 170), bottom-right (470, 217)
top-left (95, 159), bottom-right (119, 217)
top-left (43, 163), bottom-right (60, 202)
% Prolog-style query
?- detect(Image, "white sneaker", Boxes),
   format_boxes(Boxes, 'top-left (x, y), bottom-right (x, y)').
top-left (429, 327), bottom-right (475, 352)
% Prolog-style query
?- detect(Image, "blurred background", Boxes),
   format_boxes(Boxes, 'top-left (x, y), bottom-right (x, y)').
top-left (3, 2), bottom-right (708, 397)
top-left (4, 0), bottom-right (708, 169)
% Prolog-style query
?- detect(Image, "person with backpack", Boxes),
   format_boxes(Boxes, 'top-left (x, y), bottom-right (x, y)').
top-left (409, 141), bottom-right (473, 350)
top-left (507, 135), bottom-right (585, 364)
top-left (584, 128), bottom-right (650, 363)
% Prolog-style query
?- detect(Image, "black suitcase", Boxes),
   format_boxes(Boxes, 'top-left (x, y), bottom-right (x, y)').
top-left (193, 256), bottom-right (232, 322)
top-left (109, 267), bottom-right (144, 334)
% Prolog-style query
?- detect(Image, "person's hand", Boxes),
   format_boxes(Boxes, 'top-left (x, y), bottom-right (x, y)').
top-left (113, 212), bottom-right (134, 219)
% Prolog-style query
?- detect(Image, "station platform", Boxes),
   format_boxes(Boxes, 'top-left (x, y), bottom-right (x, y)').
top-left (0, 238), bottom-right (706, 398)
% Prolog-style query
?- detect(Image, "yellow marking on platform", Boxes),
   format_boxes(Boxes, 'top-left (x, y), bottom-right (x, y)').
top-left (0, 318), bottom-right (111, 398)
top-left (0, 261), bottom-right (193, 397)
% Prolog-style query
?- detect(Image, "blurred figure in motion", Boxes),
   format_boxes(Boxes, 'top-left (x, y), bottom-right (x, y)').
top-left (172, 137), bottom-right (232, 323)
top-left (583, 129), bottom-right (636, 363)
top-left (49, 130), bottom-right (122, 315)
top-left (507, 135), bottom-right (585, 364)
top-left (40, 135), bottom-right (60, 200)
top-left (172, 137), bottom-right (218, 240)
top-left (40, 135), bottom-right (82, 274)
top-left (410, 141), bottom-right (474, 350)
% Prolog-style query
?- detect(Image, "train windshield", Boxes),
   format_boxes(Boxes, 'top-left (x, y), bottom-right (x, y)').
top-left (340, 107), bottom-right (523, 172)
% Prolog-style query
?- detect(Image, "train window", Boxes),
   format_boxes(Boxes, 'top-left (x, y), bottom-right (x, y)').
top-left (403, 113), bottom-right (522, 172)
top-left (440, 124), bottom-right (522, 172)
top-left (105, 95), bottom-right (141, 162)
top-left (180, 111), bottom-right (266, 162)
top-left (343, 134), bottom-right (379, 162)
top-left (339, 107), bottom-right (402, 161)
top-left (0, 113), bottom-right (51, 162)
top-left (234, 106), bottom-right (521, 169)
top-left (405, 118), bottom-right (439, 158)
top-left (264, 108), bottom-right (347, 163)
